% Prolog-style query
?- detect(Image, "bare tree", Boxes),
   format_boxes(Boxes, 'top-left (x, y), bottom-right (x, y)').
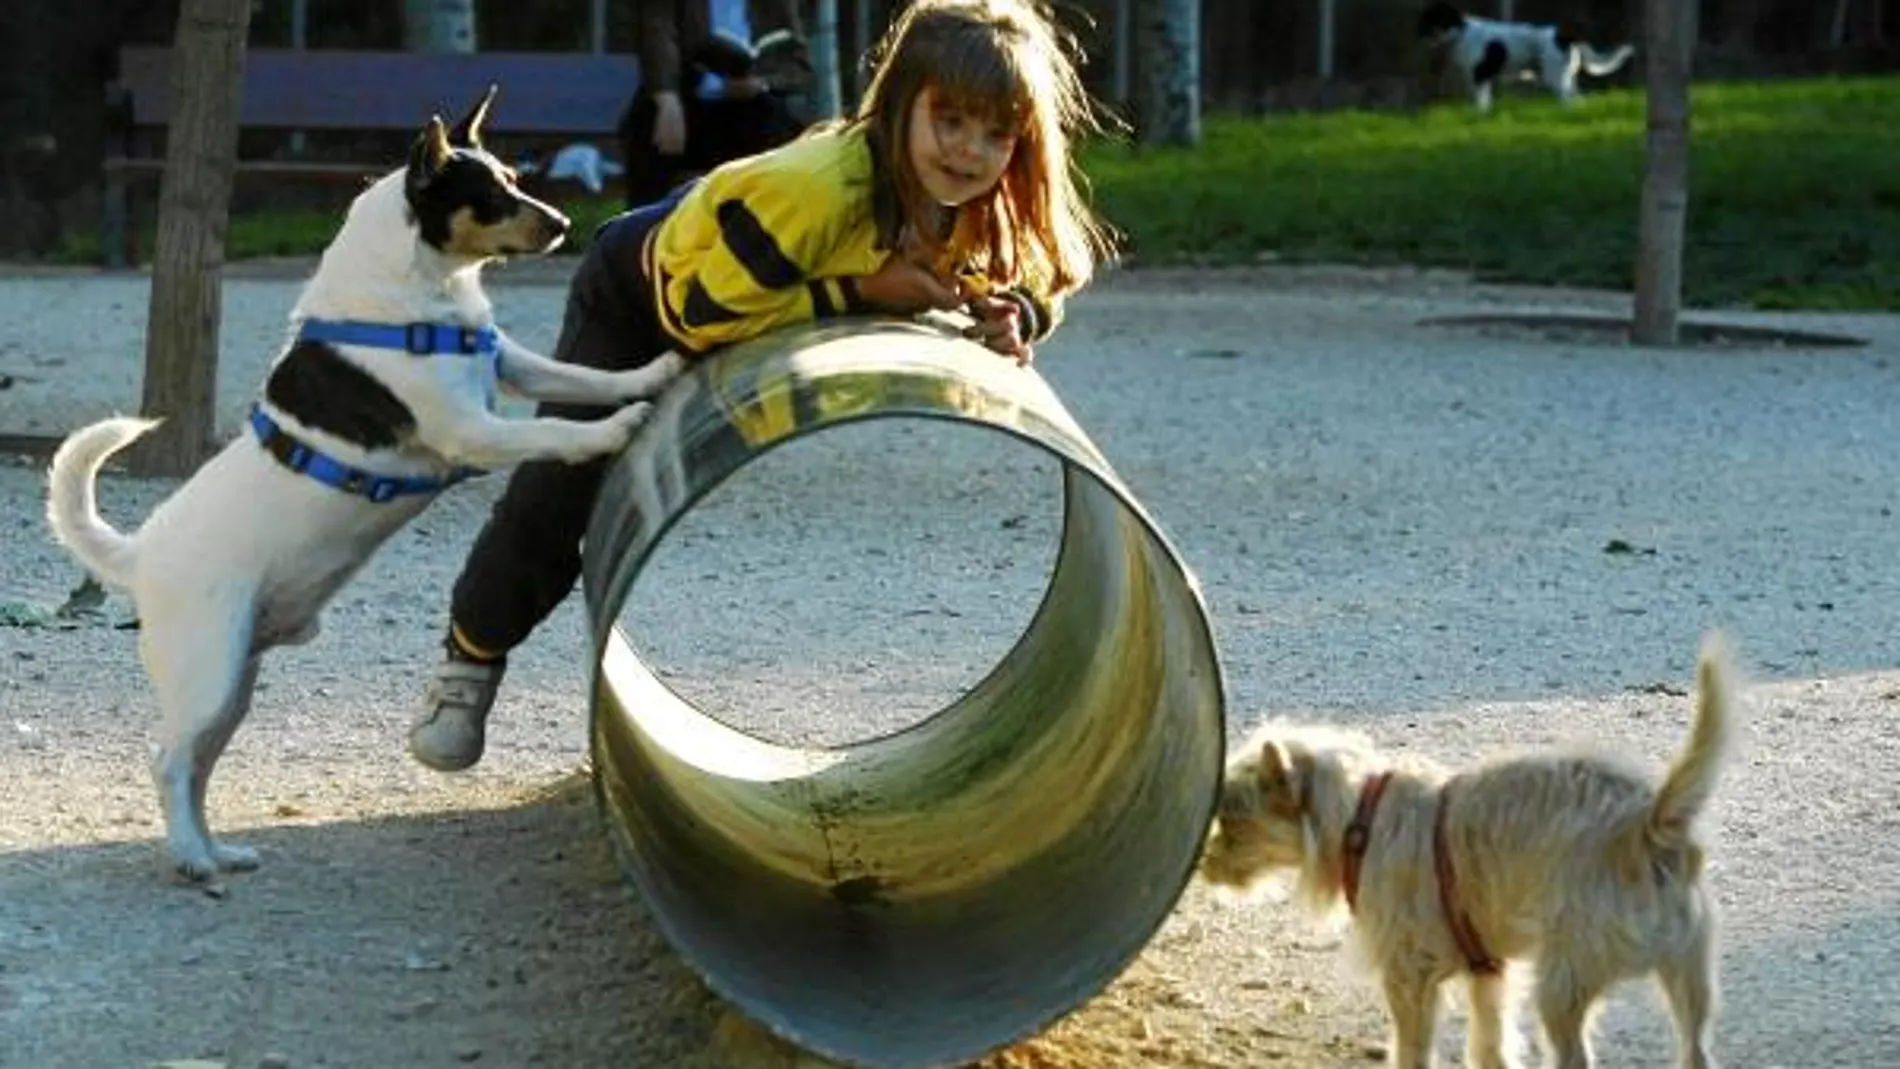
top-left (134, 0), bottom-right (252, 476)
top-left (1134, 0), bottom-right (1200, 146)
top-left (403, 0), bottom-right (476, 53)
top-left (1631, 0), bottom-right (1697, 347)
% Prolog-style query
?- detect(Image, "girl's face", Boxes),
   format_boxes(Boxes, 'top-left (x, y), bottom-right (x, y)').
top-left (906, 86), bottom-right (1019, 207)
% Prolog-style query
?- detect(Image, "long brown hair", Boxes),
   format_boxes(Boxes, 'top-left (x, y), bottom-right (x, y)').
top-left (854, 0), bottom-right (1118, 298)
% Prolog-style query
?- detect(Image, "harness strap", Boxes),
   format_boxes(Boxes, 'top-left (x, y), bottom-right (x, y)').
top-left (297, 318), bottom-right (497, 356)
top-left (296, 317), bottom-right (503, 411)
top-left (249, 405), bottom-right (478, 503)
top-left (1341, 771), bottom-right (1392, 913)
top-left (1434, 777), bottom-right (1504, 975)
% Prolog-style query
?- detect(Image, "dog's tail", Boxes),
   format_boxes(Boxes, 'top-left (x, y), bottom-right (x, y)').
top-left (1579, 42), bottom-right (1634, 76)
top-left (45, 416), bottom-right (157, 590)
top-left (1647, 631), bottom-right (1741, 849)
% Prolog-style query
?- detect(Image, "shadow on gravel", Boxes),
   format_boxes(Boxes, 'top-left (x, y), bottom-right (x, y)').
top-left (0, 776), bottom-right (729, 1069)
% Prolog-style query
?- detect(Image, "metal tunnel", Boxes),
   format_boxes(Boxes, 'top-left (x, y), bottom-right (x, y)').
top-left (580, 317), bottom-right (1227, 1069)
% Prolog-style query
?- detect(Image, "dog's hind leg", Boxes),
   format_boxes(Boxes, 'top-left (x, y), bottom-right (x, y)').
top-left (1466, 971), bottom-right (1522, 1069)
top-left (1533, 959), bottom-right (1607, 1069)
top-left (1380, 967), bottom-right (1442, 1069)
top-left (142, 598), bottom-right (264, 882)
top-left (1656, 910), bottom-right (1719, 1069)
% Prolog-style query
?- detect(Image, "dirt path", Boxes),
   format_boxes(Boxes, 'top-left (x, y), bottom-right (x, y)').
top-left (3, 265), bottom-right (1897, 1068)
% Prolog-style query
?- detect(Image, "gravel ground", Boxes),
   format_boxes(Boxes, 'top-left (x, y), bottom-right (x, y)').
top-left (2, 261), bottom-right (1899, 1068)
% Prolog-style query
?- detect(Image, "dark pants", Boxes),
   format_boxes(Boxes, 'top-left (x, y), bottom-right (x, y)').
top-left (616, 89), bottom-right (805, 210)
top-left (447, 190), bottom-right (686, 655)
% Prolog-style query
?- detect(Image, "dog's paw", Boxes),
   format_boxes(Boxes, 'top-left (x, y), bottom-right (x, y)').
top-left (170, 848), bottom-right (221, 884)
top-left (213, 842), bottom-right (261, 872)
top-left (567, 402), bottom-right (653, 462)
top-left (168, 837), bottom-right (260, 883)
top-left (613, 351), bottom-right (688, 403)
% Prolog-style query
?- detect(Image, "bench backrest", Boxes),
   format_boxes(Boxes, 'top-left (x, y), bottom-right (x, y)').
top-left (115, 47), bottom-right (642, 136)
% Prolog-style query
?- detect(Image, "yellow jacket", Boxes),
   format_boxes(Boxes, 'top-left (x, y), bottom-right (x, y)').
top-left (642, 123), bottom-right (1060, 354)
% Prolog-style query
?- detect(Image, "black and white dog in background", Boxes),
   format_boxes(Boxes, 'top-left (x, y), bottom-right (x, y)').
top-left (1417, 3), bottom-right (1634, 112)
top-left (45, 86), bottom-right (684, 885)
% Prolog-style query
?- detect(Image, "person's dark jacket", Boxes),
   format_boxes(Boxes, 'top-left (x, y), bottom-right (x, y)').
top-left (636, 0), bottom-right (811, 98)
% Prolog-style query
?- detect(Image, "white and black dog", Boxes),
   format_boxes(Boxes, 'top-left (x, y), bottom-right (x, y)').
top-left (45, 86), bottom-right (684, 884)
top-left (1417, 3), bottom-right (1634, 112)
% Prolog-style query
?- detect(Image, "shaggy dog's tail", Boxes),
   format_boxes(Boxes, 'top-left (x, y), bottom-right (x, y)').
top-left (1579, 42), bottom-right (1634, 76)
top-left (45, 416), bottom-right (158, 590)
top-left (1648, 631), bottom-right (1740, 849)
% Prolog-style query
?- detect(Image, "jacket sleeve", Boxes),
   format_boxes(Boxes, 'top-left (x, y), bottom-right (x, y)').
top-left (638, 1), bottom-right (683, 96)
top-left (1003, 284), bottom-right (1063, 344)
top-left (653, 181), bottom-right (869, 353)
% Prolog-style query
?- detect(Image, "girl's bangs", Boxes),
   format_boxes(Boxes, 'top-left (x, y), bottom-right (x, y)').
top-left (929, 40), bottom-right (1032, 131)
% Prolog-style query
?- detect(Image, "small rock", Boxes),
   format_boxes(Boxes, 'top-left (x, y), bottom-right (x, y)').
top-left (452, 1042), bottom-right (482, 1062)
top-left (258, 1054), bottom-right (292, 1069)
top-left (403, 949), bottom-right (448, 972)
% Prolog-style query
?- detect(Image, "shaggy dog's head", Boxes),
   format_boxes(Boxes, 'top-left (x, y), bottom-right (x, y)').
top-left (1416, 2), bottom-right (1468, 42)
top-left (403, 85), bottom-right (570, 262)
top-left (1200, 721), bottom-right (1385, 909)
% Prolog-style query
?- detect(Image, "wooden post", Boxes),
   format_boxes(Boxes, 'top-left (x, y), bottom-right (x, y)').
top-left (1318, 0), bottom-right (1337, 80)
top-left (1829, 0), bottom-right (1853, 46)
top-left (811, 0), bottom-right (843, 119)
top-left (1112, 0), bottom-right (1133, 106)
top-left (132, 0), bottom-right (251, 476)
top-left (851, 0), bottom-right (872, 106)
top-left (1135, 0), bottom-right (1201, 146)
top-left (1631, 0), bottom-right (1697, 347)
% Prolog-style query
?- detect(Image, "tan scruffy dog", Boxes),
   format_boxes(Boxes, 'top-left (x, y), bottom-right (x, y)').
top-left (1201, 633), bottom-right (1739, 1069)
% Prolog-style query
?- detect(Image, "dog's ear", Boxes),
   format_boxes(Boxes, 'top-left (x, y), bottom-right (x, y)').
top-left (449, 84), bottom-right (498, 149)
top-left (1257, 740), bottom-right (1298, 794)
top-left (407, 115), bottom-right (454, 193)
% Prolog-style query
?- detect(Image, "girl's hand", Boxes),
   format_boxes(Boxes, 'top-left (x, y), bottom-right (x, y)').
top-left (855, 255), bottom-right (962, 314)
top-left (962, 294), bottom-right (1033, 365)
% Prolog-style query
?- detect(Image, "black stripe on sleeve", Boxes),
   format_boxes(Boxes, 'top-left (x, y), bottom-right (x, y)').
top-left (808, 280), bottom-right (836, 317)
top-left (716, 198), bottom-right (805, 290)
top-left (681, 279), bottom-right (746, 329)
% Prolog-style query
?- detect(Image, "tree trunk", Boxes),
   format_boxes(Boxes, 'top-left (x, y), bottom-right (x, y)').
top-left (1631, 0), bottom-right (1696, 347)
top-left (403, 0), bottom-right (476, 54)
top-left (1112, 0), bottom-right (1133, 107)
top-left (809, 0), bottom-right (844, 120)
top-left (133, 0), bottom-right (252, 477)
top-left (1317, 0), bottom-right (1336, 80)
top-left (1134, 0), bottom-right (1200, 146)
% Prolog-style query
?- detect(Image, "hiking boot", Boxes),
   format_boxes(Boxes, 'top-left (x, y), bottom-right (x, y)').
top-left (409, 647), bottom-right (506, 772)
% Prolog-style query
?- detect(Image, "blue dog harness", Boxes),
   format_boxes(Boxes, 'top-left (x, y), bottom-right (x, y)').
top-left (250, 317), bottom-right (499, 503)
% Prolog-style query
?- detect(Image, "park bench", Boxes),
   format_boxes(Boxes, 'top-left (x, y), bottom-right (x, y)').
top-left (100, 46), bottom-right (643, 267)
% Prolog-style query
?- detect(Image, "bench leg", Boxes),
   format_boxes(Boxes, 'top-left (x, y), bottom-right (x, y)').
top-left (101, 168), bottom-right (128, 269)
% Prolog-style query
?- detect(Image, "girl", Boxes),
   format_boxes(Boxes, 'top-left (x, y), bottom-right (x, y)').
top-left (410, 0), bottom-right (1119, 772)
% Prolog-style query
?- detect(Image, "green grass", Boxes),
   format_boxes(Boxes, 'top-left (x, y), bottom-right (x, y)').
top-left (1083, 77), bottom-right (1900, 311)
top-left (71, 77), bottom-right (1900, 312)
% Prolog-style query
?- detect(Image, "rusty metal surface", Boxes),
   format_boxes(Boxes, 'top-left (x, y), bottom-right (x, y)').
top-left (581, 317), bottom-right (1226, 1069)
